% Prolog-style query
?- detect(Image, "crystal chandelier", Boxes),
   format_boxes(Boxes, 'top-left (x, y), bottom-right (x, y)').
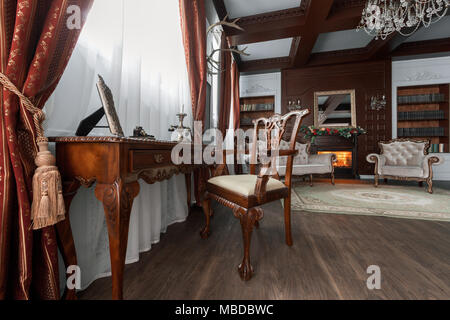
top-left (358, 0), bottom-right (449, 40)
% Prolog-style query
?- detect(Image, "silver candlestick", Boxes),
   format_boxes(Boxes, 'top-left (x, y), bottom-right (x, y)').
top-left (169, 113), bottom-right (192, 142)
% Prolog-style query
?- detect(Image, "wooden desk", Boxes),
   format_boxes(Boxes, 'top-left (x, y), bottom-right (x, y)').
top-left (50, 136), bottom-right (207, 300)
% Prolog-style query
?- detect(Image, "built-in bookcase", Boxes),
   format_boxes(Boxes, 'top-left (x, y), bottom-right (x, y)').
top-left (239, 95), bottom-right (275, 129)
top-left (397, 84), bottom-right (449, 153)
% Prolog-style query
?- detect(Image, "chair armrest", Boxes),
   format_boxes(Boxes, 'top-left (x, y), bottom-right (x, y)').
top-left (424, 154), bottom-right (444, 166)
top-left (309, 153), bottom-right (336, 165)
top-left (422, 154), bottom-right (444, 178)
top-left (366, 154), bottom-right (386, 175)
top-left (260, 149), bottom-right (298, 157)
top-left (366, 154), bottom-right (386, 165)
top-left (278, 149), bottom-right (298, 157)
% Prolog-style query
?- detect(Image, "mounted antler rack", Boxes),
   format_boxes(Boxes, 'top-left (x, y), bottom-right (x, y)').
top-left (206, 15), bottom-right (250, 75)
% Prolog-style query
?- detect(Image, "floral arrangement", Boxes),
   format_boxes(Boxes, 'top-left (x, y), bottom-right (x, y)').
top-left (300, 125), bottom-right (366, 143)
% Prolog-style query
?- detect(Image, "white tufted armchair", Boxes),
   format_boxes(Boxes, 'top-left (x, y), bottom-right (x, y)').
top-left (276, 140), bottom-right (337, 186)
top-left (366, 138), bottom-right (444, 193)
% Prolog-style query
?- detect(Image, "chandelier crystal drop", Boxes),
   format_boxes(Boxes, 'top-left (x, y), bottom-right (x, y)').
top-left (358, 0), bottom-right (450, 40)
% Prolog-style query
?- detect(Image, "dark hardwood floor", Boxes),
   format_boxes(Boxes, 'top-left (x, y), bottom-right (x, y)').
top-left (79, 180), bottom-right (450, 300)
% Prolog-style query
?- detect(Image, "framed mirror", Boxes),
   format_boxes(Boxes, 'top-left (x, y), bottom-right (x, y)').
top-left (314, 90), bottom-right (356, 127)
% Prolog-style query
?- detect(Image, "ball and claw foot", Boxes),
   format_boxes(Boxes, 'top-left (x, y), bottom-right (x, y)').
top-left (200, 227), bottom-right (210, 239)
top-left (238, 260), bottom-right (254, 281)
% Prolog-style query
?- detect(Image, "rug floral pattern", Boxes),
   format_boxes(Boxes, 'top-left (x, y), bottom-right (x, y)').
top-left (291, 183), bottom-right (450, 222)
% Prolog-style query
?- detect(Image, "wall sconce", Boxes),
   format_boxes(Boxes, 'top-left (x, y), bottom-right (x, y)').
top-left (287, 99), bottom-right (303, 111)
top-left (370, 94), bottom-right (386, 111)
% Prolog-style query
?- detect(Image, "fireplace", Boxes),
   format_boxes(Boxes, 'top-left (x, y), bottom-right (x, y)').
top-left (310, 135), bottom-right (359, 178)
top-left (318, 151), bottom-right (352, 168)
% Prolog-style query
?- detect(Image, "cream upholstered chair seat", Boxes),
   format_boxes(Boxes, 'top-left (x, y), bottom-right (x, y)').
top-left (381, 165), bottom-right (424, 177)
top-left (208, 174), bottom-right (287, 196)
top-left (366, 139), bottom-right (443, 193)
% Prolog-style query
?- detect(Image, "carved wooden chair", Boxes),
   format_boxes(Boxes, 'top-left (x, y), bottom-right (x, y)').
top-left (200, 110), bottom-right (309, 280)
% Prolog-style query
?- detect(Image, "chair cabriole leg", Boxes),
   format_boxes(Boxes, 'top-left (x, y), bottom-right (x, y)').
top-left (200, 192), bottom-right (211, 239)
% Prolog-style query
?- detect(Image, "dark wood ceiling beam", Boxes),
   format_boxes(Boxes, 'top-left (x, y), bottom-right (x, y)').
top-left (226, 6), bottom-right (308, 46)
top-left (306, 33), bottom-right (400, 67)
top-left (306, 47), bottom-right (369, 67)
top-left (226, 1), bottom-right (365, 46)
top-left (320, 16), bottom-right (361, 33)
top-left (327, 1), bottom-right (365, 21)
top-left (289, 37), bottom-right (301, 67)
top-left (390, 37), bottom-right (450, 57)
top-left (212, 0), bottom-right (227, 21)
top-left (240, 57), bottom-right (292, 72)
top-left (228, 25), bottom-right (302, 47)
top-left (293, 0), bottom-right (335, 67)
top-left (212, 0), bottom-right (242, 68)
top-left (305, 29), bottom-right (429, 67)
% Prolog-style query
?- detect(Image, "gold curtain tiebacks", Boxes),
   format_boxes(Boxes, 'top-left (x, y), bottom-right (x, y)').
top-left (0, 72), bottom-right (65, 230)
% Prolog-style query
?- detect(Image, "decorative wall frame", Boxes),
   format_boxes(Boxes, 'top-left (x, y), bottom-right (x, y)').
top-left (96, 75), bottom-right (124, 137)
top-left (314, 89), bottom-right (357, 128)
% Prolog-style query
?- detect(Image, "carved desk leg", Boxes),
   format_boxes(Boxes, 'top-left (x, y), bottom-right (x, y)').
top-left (56, 180), bottom-right (81, 300)
top-left (95, 179), bottom-right (140, 300)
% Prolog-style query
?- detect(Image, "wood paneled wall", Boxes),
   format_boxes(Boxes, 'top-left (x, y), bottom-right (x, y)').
top-left (282, 60), bottom-right (392, 175)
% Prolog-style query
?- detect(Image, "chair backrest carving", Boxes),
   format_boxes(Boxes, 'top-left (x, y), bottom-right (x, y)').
top-left (249, 110), bottom-right (309, 174)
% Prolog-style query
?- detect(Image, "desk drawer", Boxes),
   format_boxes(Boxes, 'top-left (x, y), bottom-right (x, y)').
top-left (130, 149), bottom-right (173, 171)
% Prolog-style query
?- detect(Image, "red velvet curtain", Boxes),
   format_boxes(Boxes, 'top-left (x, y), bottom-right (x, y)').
top-left (231, 60), bottom-right (240, 130)
top-left (218, 35), bottom-right (232, 136)
top-left (179, 0), bottom-right (207, 204)
top-left (0, 0), bottom-right (93, 299)
top-left (179, 0), bottom-right (207, 123)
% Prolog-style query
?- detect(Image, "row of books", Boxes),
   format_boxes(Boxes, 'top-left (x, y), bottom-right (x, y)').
top-left (398, 93), bottom-right (446, 104)
top-left (429, 144), bottom-right (445, 153)
top-left (397, 127), bottom-right (445, 137)
top-left (398, 110), bottom-right (445, 121)
top-left (240, 103), bottom-right (274, 112)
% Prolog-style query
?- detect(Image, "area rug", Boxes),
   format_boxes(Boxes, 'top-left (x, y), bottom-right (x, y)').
top-left (290, 183), bottom-right (450, 222)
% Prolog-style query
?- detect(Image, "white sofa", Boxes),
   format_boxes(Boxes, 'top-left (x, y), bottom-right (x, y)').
top-left (276, 140), bottom-right (336, 186)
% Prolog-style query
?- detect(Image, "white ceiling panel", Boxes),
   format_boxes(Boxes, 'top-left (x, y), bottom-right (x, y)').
top-left (312, 29), bottom-right (374, 53)
top-left (238, 38), bottom-right (293, 61)
top-left (404, 16), bottom-right (450, 43)
top-left (224, 0), bottom-right (302, 18)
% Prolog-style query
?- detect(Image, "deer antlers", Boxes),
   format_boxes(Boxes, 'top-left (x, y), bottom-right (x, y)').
top-left (207, 15), bottom-right (249, 75)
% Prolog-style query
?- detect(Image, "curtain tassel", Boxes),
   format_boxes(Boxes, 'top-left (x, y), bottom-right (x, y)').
top-left (0, 72), bottom-right (66, 230)
top-left (31, 138), bottom-right (65, 229)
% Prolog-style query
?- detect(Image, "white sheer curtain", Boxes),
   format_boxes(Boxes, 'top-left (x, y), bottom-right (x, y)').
top-left (44, 0), bottom-right (192, 291)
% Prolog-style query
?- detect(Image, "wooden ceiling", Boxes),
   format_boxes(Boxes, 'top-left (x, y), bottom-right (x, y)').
top-left (212, 0), bottom-right (450, 72)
